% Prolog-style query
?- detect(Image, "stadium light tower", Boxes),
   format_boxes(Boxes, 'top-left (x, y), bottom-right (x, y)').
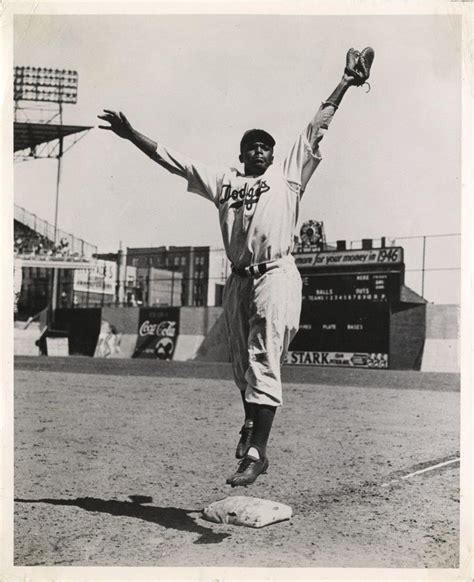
top-left (14, 66), bottom-right (89, 316)
top-left (14, 67), bottom-right (78, 105)
top-left (14, 66), bottom-right (79, 244)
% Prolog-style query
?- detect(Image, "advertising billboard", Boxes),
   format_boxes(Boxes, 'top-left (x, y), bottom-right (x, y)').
top-left (74, 259), bottom-right (116, 296)
top-left (294, 247), bottom-right (404, 269)
top-left (133, 307), bottom-right (180, 359)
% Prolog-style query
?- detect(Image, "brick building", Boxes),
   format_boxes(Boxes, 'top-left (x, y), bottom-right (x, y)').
top-left (126, 246), bottom-right (229, 307)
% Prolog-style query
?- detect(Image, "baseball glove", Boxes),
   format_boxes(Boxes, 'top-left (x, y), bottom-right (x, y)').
top-left (345, 47), bottom-right (375, 91)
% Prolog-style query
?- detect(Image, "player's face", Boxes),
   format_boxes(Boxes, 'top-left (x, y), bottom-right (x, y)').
top-left (240, 141), bottom-right (274, 176)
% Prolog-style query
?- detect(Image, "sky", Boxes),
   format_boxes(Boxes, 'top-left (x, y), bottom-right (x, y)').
top-left (12, 12), bottom-right (462, 301)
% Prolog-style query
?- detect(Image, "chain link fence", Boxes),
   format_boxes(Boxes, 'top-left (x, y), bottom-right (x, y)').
top-left (15, 230), bottom-right (461, 316)
top-left (340, 233), bottom-right (461, 304)
top-left (106, 234), bottom-right (461, 307)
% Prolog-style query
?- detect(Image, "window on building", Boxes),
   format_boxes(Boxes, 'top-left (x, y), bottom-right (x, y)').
top-left (194, 282), bottom-right (202, 305)
top-left (174, 256), bottom-right (180, 266)
top-left (181, 256), bottom-right (186, 266)
top-left (215, 283), bottom-right (224, 306)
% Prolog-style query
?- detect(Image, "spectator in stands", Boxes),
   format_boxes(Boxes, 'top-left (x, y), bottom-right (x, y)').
top-left (60, 290), bottom-right (68, 307)
top-left (14, 222), bottom-right (84, 260)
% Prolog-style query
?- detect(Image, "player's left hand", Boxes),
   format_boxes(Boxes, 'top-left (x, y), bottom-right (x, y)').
top-left (97, 110), bottom-right (134, 140)
top-left (344, 47), bottom-right (375, 90)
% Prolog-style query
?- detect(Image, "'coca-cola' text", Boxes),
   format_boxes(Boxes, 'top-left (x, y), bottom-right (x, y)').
top-left (139, 320), bottom-right (177, 337)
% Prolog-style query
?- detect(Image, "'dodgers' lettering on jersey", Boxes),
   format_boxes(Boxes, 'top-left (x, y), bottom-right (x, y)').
top-left (219, 180), bottom-right (270, 211)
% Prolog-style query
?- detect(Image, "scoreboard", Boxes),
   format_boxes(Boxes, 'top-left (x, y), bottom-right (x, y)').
top-left (287, 246), bottom-right (405, 369)
top-left (302, 271), bottom-right (402, 303)
top-left (287, 302), bottom-right (390, 369)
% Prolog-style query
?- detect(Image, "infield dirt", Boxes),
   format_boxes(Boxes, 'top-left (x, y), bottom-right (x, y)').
top-left (13, 358), bottom-right (459, 568)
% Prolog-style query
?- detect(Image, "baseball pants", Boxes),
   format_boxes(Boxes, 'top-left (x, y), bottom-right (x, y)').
top-left (223, 255), bottom-right (302, 407)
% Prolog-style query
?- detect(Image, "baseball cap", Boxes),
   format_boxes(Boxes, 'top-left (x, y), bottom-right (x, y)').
top-left (240, 129), bottom-right (276, 152)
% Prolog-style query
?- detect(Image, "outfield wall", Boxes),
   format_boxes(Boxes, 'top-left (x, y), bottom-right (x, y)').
top-left (13, 304), bottom-right (460, 372)
top-left (421, 304), bottom-right (459, 373)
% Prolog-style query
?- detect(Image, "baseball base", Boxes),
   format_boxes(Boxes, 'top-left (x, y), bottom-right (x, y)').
top-left (202, 496), bottom-right (292, 528)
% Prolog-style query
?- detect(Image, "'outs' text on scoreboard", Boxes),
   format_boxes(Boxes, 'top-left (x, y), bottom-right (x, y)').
top-left (302, 272), bottom-right (401, 302)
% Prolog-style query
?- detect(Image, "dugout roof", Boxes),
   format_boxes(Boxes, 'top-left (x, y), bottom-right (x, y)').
top-left (400, 284), bottom-right (427, 304)
top-left (14, 121), bottom-right (92, 152)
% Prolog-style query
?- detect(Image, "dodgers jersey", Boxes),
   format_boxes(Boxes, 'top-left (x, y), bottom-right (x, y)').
top-left (151, 104), bottom-right (336, 268)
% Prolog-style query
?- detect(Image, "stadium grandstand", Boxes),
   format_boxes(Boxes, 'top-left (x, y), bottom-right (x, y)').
top-left (14, 204), bottom-right (97, 261)
top-left (14, 204), bottom-right (97, 321)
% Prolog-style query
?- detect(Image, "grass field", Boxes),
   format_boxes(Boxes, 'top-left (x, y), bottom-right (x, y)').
top-left (13, 357), bottom-right (460, 568)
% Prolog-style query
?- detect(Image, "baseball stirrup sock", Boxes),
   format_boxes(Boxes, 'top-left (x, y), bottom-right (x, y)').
top-left (241, 392), bottom-right (257, 422)
top-left (250, 404), bottom-right (276, 458)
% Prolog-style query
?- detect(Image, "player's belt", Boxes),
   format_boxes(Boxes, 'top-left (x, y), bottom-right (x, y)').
top-left (231, 257), bottom-right (289, 278)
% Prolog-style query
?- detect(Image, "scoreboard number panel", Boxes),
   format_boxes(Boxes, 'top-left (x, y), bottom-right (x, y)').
top-left (302, 272), bottom-right (401, 303)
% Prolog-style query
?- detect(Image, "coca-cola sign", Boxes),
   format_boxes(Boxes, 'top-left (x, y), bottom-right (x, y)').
top-left (133, 307), bottom-right (180, 359)
top-left (139, 320), bottom-right (177, 338)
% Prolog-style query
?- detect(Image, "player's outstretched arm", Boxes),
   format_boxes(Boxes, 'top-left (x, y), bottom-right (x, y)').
top-left (286, 47), bottom-right (374, 193)
top-left (98, 109), bottom-right (221, 203)
top-left (98, 110), bottom-right (157, 157)
top-left (323, 47), bottom-right (375, 108)
top-left (323, 74), bottom-right (354, 108)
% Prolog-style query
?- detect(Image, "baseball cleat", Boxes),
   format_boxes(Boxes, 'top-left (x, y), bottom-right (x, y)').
top-left (235, 420), bottom-right (254, 459)
top-left (226, 455), bottom-right (269, 487)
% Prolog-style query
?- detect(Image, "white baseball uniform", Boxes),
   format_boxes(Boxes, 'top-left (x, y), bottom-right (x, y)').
top-left (150, 103), bottom-right (337, 406)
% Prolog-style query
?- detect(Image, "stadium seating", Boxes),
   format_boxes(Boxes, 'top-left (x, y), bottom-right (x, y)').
top-left (14, 219), bottom-right (80, 259)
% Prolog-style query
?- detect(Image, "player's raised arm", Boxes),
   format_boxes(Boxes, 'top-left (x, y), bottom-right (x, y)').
top-left (308, 47), bottom-right (375, 146)
top-left (98, 109), bottom-right (223, 204)
top-left (284, 47), bottom-right (374, 193)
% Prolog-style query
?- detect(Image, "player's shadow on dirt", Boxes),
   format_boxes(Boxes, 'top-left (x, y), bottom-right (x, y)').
top-left (15, 495), bottom-right (230, 544)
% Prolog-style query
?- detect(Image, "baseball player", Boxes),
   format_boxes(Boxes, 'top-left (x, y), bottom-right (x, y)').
top-left (99, 47), bottom-right (374, 487)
